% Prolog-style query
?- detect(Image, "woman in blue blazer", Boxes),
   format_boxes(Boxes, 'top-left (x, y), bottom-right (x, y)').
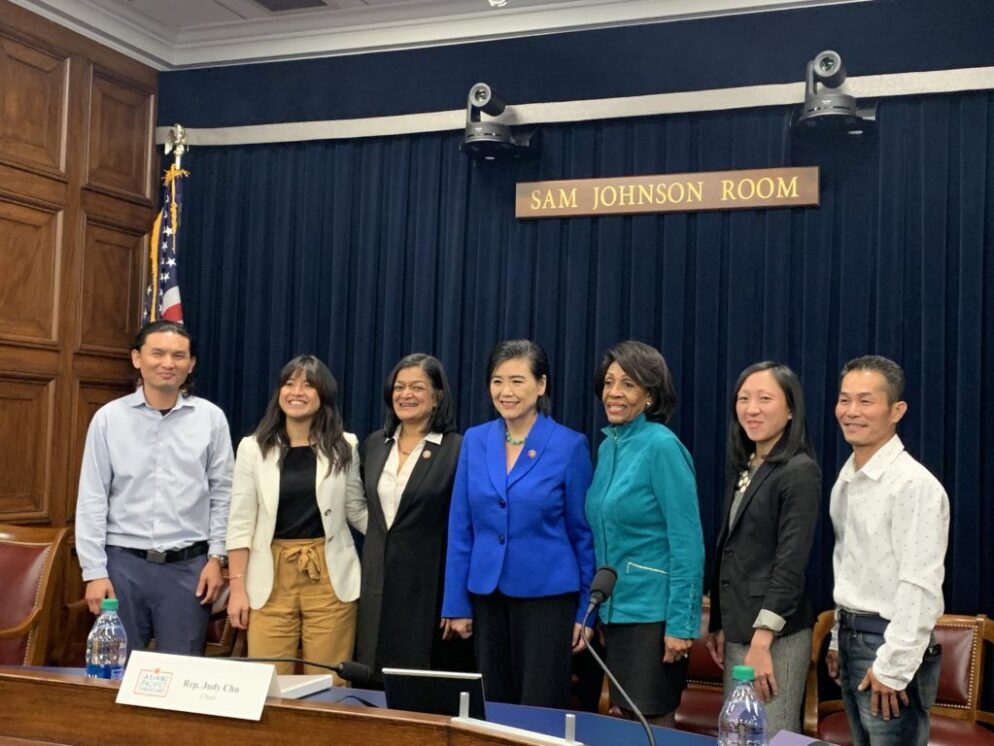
top-left (585, 341), bottom-right (705, 727)
top-left (442, 339), bottom-right (596, 708)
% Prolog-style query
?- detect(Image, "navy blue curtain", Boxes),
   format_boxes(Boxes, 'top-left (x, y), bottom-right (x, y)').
top-left (178, 90), bottom-right (993, 619)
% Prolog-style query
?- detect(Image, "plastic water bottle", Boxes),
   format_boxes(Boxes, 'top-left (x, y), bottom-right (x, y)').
top-left (718, 664), bottom-right (768, 746)
top-left (85, 598), bottom-right (128, 679)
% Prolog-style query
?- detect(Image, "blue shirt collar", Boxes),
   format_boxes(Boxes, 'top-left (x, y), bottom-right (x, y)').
top-left (126, 386), bottom-right (195, 411)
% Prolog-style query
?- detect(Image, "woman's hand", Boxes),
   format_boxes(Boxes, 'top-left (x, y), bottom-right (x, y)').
top-left (442, 618), bottom-right (473, 640)
top-left (227, 584), bottom-right (250, 629)
top-left (663, 635), bottom-right (693, 663)
top-left (744, 629), bottom-right (778, 703)
top-left (572, 623), bottom-right (593, 653)
top-left (706, 629), bottom-right (725, 669)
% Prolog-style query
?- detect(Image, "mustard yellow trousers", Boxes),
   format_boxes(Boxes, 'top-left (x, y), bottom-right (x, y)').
top-left (247, 539), bottom-right (357, 683)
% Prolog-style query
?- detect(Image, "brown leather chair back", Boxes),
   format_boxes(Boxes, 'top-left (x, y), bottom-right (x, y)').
top-left (675, 597), bottom-right (725, 737)
top-left (0, 524), bottom-right (68, 665)
top-left (203, 582), bottom-right (244, 657)
top-left (805, 610), bottom-right (994, 745)
top-left (932, 614), bottom-right (990, 719)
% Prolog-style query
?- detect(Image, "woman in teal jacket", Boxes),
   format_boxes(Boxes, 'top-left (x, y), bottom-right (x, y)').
top-left (585, 340), bottom-right (705, 727)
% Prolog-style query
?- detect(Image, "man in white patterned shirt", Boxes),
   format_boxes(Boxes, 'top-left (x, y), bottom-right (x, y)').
top-left (826, 355), bottom-right (948, 746)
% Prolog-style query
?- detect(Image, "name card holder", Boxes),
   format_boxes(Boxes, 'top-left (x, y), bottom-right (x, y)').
top-left (116, 650), bottom-right (284, 721)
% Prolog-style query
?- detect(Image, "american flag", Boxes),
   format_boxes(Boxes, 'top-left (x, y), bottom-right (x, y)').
top-left (142, 164), bottom-right (188, 324)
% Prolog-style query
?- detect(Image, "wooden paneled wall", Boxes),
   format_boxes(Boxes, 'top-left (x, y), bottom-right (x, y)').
top-left (0, 0), bottom-right (156, 663)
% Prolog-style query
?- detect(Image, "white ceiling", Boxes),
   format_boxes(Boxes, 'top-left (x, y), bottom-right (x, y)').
top-left (12, 0), bottom-right (863, 70)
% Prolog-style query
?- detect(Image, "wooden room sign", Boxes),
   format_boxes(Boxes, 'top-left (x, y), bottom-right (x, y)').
top-left (515, 166), bottom-right (819, 219)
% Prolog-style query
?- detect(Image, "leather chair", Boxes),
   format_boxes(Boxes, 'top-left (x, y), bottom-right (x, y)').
top-left (0, 523), bottom-right (68, 665)
top-left (805, 610), bottom-right (994, 745)
top-left (675, 597), bottom-right (725, 736)
top-left (204, 583), bottom-right (245, 657)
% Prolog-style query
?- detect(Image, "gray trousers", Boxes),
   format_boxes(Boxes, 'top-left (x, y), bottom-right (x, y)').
top-left (723, 628), bottom-right (811, 736)
top-left (106, 545), bottom-right (211, 656)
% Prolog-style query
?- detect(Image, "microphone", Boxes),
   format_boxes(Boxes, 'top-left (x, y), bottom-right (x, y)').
top-left (580, 566), bottom-right (656, 746)
top-left (233, 657), bottom-right (373, 685)
top-left (585, 565), bottom-right (618, 617)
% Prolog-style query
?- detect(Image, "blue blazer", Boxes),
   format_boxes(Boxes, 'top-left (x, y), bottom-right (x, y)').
top-left (442, 415), bottom-right (596, 624)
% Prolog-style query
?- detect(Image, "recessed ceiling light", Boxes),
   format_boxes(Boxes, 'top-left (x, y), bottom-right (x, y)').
top-left (488, 0), bottom-right (508, 8)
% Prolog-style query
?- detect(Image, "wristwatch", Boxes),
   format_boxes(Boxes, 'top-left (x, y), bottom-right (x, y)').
top-left (209, 554), bottom-right (228, 567)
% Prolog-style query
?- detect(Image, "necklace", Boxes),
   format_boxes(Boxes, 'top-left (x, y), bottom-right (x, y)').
top-left (736, 468), bottom-right (752, 492)
top-left (398, 430), bottom-right (421, 456)
top-left (736, 453), bottom-right (763, 492)
top-left (505, 429), bottom-right (526, 446)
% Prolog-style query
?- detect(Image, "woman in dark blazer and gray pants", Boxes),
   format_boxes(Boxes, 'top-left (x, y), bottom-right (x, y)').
top-left (707, 362), bottom-right (821, 736)
top-left (356, 354), bottom-right (471, 682)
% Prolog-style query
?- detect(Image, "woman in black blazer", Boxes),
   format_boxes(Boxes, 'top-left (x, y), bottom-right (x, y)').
top-left (356, 354), bottom-right (472, 682)
top-left (706, 362), bottom-right (820, 735)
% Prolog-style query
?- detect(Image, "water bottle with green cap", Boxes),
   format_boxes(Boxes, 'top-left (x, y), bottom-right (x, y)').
top-left (718, 664), bottom-right (769, 746)
top-left (85, 597), bottom-right (128, 680)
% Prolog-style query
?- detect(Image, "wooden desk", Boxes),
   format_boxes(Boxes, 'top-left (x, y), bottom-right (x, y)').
top-left (0, 668), bottom-right (548, 746)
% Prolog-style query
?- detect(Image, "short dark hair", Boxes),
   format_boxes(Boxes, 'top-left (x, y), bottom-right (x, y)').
top-left (132, 320), bottom-right (194, 355)
top-left (840, 355), bottom-right (905, 405)
top-left (727, 361), bottom-right (814, 471)
top-left (254, 355), bottom-right (352, 475)
top-left (382, 353), bottom-right (457, 434)
top-left (487, 339), bottom-right (551, 415)
top-left (131, 320), bottom-right (196, 394)
top-left (594, 341), bottom-right (677, 423)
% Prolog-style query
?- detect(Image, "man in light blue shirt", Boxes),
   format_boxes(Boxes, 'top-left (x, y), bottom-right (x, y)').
top-left (75, 320), bottom-right (234, 655)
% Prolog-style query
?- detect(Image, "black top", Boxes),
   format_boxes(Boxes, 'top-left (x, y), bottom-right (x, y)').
top-left (274, 446), bottom-right (323, 539)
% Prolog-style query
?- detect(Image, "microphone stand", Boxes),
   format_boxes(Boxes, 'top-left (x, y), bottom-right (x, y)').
top-left (580, 605), bottom-right (657, 746)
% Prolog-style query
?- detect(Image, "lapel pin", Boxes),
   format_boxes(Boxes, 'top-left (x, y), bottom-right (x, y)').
top-left (527, 449), bottom-right (537, 459)
top-left (422, 450), bottom-right (432, 459)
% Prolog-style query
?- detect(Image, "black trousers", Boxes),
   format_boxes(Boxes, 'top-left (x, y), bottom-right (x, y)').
top-left (472, 590), bottom-right (575, 708)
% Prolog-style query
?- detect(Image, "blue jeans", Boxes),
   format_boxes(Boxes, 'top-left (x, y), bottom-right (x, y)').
top-left (838, 629), bottom-right (941, 746)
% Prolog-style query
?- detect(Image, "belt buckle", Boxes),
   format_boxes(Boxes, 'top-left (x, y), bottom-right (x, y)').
top-left (146, 549), bottom-right (167, 564)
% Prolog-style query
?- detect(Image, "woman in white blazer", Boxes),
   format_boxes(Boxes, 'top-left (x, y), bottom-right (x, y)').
top-left (226, 355), bottom-right (367, 680)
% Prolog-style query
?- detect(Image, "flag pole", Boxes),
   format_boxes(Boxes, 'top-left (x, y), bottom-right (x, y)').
top-left (166, 123), bottom-right (188, 171)
top-left (147, 124), bottom-right (189, 323)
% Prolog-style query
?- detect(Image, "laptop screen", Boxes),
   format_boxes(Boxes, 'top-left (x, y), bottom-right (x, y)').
top-left (381, 668), bottom-right (486, 720)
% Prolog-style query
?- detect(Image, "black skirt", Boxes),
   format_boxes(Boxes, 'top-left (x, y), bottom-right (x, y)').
top-left (603, 621), bottom-right (690, 717)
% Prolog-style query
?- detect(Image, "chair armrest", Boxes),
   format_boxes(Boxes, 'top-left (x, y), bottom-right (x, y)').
top-left (803, 611), bottom-right (837, 737)
top-left (0, 607), bottom-right (42, 639)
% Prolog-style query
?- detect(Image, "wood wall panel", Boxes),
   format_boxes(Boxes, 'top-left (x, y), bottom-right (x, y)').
top-left (78, 218), bottom-right (144, 355)
top-left (67, 380), bottom-right (133, 520)
top-left (0, 375), bottom-right (53, 521)
top-left (0, 162), bottom-right (67, 206)
top-left (0, 0), bottom-right (157, 664)
top-left (86, 70), bottom-right (153, 203)
top-left (0, 33), bottom-right (68, 175)
top-left (0, 197), bottom-right (61, 344)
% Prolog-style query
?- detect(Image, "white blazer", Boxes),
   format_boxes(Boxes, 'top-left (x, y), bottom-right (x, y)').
top-left (226, 434), bottom-right (368, 609)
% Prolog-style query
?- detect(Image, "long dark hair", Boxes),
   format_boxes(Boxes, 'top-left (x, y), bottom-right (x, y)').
top-left (487, 339), bottom-right (552, 415)
top-left (254, 355), bottom-right (352, 474)
top-left (727, 361), bottom-right (813, 472)
top-left (382, 353), bottom-right (456, 434)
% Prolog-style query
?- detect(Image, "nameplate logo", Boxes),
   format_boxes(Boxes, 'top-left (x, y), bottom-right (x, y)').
top-left (515, 166), bottom-right (818, 218)
top-left (117, 651), bottom-right (280, 721)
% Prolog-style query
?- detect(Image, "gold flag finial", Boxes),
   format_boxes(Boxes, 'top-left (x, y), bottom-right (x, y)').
top-left (164, 124), bottom-right (189, 169)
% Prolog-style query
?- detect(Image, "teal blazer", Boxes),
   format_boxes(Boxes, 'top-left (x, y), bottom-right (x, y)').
top-left (584, 414), bottom-right (704, 638)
